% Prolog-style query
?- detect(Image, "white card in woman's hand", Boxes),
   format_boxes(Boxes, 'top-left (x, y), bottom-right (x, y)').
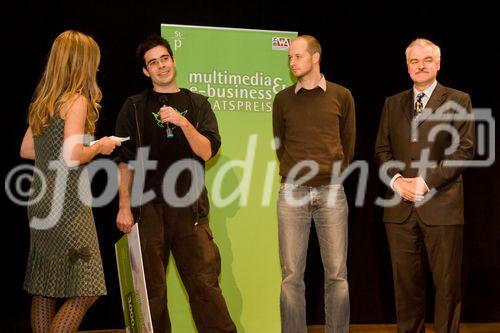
top-left (89, 136), bottom-right (130, 146)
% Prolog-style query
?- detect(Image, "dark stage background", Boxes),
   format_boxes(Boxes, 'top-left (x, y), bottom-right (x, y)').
top-left (4, 1), bottom-right (499, 331)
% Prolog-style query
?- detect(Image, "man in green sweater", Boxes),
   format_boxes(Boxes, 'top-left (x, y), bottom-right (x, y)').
top-left (272, 35), bottom-right (355, 333)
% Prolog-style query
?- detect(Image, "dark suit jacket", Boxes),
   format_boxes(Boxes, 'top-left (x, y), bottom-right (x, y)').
top-left (375, 83), bottom-right (475, 225)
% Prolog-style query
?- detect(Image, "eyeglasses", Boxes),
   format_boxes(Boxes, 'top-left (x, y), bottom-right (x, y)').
top-left (146, 55), bottom-right (171, 69)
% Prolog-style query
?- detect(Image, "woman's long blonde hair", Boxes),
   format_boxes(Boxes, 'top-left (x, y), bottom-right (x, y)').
top-left (28, 30), bottom-right (102, 136)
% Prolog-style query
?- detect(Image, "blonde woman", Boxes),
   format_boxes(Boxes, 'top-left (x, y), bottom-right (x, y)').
top-left (20, 30), bottom-right (120, 332)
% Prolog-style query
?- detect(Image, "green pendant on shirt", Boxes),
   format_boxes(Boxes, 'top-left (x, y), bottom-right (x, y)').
top-left (152, 109), bottom-right (188, 130)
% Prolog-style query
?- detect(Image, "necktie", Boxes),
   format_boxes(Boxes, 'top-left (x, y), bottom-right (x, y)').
top-left (415, 92), bottom-right (425, 117)
top-left (411, 92), bottom-right (425, 143)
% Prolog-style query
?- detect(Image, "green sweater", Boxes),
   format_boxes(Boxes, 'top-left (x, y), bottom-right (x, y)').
top-left (272, 80), bottom-right (356, 186)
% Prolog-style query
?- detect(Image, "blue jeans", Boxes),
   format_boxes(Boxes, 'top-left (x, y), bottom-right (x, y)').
top-left (278, 183), bottom-right (349, 333)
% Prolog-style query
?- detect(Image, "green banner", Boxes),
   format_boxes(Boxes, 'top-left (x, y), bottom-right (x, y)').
top-left (161, 24), bottom-right (297, 333)
top-left (115, 224), bottom-right (153, 333)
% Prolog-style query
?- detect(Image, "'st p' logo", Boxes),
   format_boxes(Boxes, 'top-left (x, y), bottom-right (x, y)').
top-left (173, 31), bottom-right (182, 50)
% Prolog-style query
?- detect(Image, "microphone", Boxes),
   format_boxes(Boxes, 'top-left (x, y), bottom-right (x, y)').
top-left (159, 95), bottom-right (174, 139)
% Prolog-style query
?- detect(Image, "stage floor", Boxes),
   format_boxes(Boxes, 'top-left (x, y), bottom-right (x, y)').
top-left (78, 323), bottom-right (500, 333)
top-left (309, 323), bottom-right (500, 333)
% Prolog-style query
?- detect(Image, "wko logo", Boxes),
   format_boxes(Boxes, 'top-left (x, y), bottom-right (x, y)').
top-left (272, 37), bottom-right (291, 51)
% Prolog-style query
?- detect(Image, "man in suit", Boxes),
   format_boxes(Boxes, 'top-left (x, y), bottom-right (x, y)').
top-left (375, 38), bottom-right (475, 333)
